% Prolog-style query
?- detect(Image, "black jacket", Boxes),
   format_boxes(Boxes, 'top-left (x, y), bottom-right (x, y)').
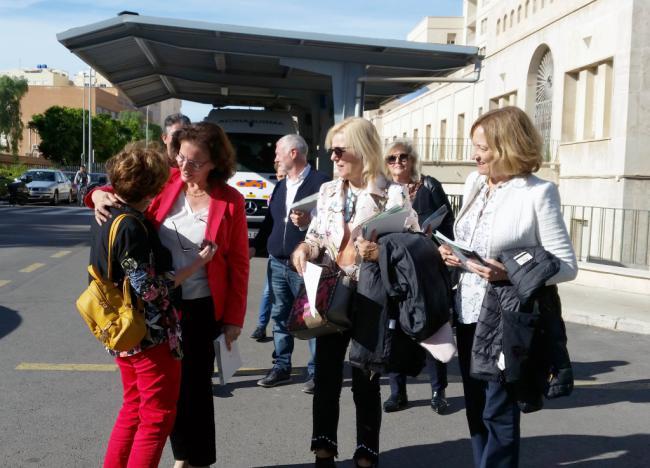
top-left (414, 175), bottom-right (455, 240)
top-left (253, 168), bottom-right (329, 259)
top-left (349, 232), bottom-right (451, 375)
top-left (469, 246), bottom-right (573, 412)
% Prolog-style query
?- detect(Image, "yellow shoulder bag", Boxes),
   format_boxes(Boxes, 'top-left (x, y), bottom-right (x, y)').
top-left (76, 214), bottom-right (147, 351)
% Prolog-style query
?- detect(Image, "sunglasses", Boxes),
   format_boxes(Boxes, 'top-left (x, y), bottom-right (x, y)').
top-left (386, 153), bottom-right (409, 165)
top-left (171, 219), bottom-right (207, 252)
top-left (328, 147), bottom-right (348, 157)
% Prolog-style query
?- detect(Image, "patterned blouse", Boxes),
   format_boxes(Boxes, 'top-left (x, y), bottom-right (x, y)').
top-left (89, 207), bottom-right (182, 359)
top-left (454, 178), bottom-right (511, 324)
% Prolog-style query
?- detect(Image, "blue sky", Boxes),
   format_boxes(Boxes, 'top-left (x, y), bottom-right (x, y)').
top-left (0, 0), bottom-right (462, 121)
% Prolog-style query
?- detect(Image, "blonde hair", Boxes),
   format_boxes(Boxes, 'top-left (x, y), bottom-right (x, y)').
top-left (325, 117), bottom-right (384, 185)
top-left (385, 138), bottom-right (421, 183)
top-left (470, 106), bottom-right (543, 177)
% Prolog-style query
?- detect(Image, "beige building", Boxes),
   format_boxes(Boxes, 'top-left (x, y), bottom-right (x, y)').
top-left (368, 0), bottom-right (650, 289)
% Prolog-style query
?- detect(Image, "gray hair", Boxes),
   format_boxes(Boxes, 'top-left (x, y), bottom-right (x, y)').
top-left (163, 113), bottom-right (191, 133)
top-left (278, 134), bottom-right (308, 159)
top-left (385, 138), bottom-right (422, 183)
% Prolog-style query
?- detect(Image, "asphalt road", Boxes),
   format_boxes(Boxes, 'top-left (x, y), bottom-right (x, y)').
top-left (1, 203), bottom-right (649, 467)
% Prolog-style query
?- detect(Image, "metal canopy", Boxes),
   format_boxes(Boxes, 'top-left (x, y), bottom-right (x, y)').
top-left (58, 14), bottom-right (480, 114)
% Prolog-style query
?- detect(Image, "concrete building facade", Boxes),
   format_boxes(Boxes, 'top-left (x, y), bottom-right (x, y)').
top-left (367, 0), bottom-right (650, 288)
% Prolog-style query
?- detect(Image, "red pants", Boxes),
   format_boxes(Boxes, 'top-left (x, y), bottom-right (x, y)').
top-left (104, 344), bottom-right (181, 468)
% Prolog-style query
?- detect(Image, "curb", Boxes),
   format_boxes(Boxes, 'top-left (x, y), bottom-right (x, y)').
top-left (563, 310), bottom-right (650, 336)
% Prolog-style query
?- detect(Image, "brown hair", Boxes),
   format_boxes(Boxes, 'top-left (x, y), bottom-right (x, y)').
top-left (470, 106), bottom-right (543, 176)
top-left (106, 143), bottom-right (169, 203)
top-left (171, 122), bottom-right (236, 183)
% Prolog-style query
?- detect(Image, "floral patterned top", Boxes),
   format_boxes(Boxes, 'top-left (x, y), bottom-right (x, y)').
top-left (454, 178), bottom-right (512, 324)
top-left (89, 206), bottom-right (182, 359)
top-left (304, 174), bottom-right (418, 280)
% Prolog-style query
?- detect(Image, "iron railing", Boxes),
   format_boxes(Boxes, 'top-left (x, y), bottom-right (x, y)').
top-left (385, 137), bottom-right (560, 163)
top-left (446, 197), bottom-right (649, 269)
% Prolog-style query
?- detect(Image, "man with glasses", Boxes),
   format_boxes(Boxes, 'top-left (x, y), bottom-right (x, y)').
top-left (250, 134), bottom-right (329, 393)
top-left (162, 113), bottom-right (191, 166)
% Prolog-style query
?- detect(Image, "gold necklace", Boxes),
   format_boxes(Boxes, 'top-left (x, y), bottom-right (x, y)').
top-left (186, 190), bottom-right (208, 198)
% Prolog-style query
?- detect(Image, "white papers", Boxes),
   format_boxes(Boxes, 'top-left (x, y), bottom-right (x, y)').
top-left (290, 192), bottom-right (319, 213)
top-left (433, 230), bottom-right (487, 266)
top-left (421, 205), bottom-right (448, 234)
top-left (303, 262), bottom-right (323, 318)
top-left (361, 206), bottom-right (410, 240)
top-left (214, 333), bottom-right (243, 385)
top-left (420, 322), bottom-right (456, 363)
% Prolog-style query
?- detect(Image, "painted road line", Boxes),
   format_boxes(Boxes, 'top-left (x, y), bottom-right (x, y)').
top-left (0, 280), bottom-right (11, 288)
top-left (16, 363), bottom-right (118, 372)
top-left (19, 263), bottom-right (46, 273)
top-left (50, 250), bottom-right (72, 258)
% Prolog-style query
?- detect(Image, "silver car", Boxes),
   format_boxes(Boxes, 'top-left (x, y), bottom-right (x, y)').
top-left (19, 169), bottom-right (74, 205)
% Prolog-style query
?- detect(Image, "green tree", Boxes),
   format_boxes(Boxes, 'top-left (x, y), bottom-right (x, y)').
top-left (118, 110), bottom-right (162, 145)
top-left (0, 76), bottom-right (29, 155)
top-left (28, 106), bottom-right (83, 165)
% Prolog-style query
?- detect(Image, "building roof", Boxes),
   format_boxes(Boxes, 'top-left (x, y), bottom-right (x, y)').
top-left (57, 13), bottom-right (480, 111)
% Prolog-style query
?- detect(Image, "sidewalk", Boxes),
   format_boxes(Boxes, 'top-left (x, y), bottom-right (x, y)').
top-left (559, 282), bottom-right (650, 335)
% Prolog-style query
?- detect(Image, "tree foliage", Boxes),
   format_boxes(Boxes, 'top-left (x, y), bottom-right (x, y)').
top-left (29, 106), bottom-right (163, 165)
top-left (0, 76), bottom-right (29, 155)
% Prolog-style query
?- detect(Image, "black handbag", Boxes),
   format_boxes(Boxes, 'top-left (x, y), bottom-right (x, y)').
top-left (288, 267), bottom-right (354, 340)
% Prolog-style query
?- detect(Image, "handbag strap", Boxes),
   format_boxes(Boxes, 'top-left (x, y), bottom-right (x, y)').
top-left (107, 213), bottom-right (146, 281)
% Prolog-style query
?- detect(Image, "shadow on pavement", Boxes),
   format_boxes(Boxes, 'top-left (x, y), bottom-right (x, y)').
top-left (545, 378), bottom-right (650, 410)
top-left (572, 360), bottom-right (629, 380)
top-left (267, 433), bottom-right (650, 467)
top-left (0, 306), bottom-right (22, 339)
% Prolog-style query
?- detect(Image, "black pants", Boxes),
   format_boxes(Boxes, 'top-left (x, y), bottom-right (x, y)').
top-left (388, 353), bottom-right (448, 397)
top-left (457, 322), bottom-right (520, 468)
top-left (170, 296), bottom-right (218, 466)
top-left (311, 331), bottom-right (381, 464)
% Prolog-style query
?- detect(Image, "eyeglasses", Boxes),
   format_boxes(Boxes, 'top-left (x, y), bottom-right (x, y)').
top-left (171, 219), bottom-right (207, 252)
top-left (176, 152), bottom-right (210, 171)
top-left (328, 147), bottom-right (348, 157)
top-left (386, 153), bottom-right (409, 165)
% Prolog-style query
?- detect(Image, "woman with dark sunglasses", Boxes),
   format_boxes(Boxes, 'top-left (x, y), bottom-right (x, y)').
top-left (291, 117), bottom-right (418, 468)
top-left (87, 123), bottom-right (249, 468)
top-left (382, 138), bottom-right (456, 415)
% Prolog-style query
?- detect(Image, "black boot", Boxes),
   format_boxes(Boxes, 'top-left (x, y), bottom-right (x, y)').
top-left (430, 390), bottom-right (449, 414)
top-left (383, 391), bottom-right (408, 413)
top-left (315, 455), bottom-right (336, 467)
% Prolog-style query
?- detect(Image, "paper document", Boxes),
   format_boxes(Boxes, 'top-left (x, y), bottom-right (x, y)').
top-left (290, 192), bottom-right (319, 213)
top-left (361, 205), bottom-right (410, 240)
top-left (214, 333), bottom-right (243, 385)
top-left (433, 230), bottom-right (487, 266)
top-left (303, 262), bottom-right (323, 318)
top-left (421, 205), bottom-right (449, 234)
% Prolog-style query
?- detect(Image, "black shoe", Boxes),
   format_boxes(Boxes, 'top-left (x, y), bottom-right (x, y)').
top-left (383, 393), bottom-right (408, 413)
top-left (257, 367), bottom-right (291, 387)
top-left (315, 455), bottom-right (336, 467)
top-left (250, 326), bottom-right (266, 341)
top-left (302, 377), bottom-right (315, 394)
top-left (430, 390), bottom-right (449, 414)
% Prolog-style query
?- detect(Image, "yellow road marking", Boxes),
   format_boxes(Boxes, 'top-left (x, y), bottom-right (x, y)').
top-left (0, 280), bottom-right (11, 288)
top-left (50, 250), bottom-right (72, 258)
top-left (19, 263), bottom-right (46, 273)
top-left (16, 363), bottom-right (117, 372)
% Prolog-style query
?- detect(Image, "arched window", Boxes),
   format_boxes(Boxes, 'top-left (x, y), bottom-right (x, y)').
top-left (497, 19), bottom-right (501, 34)
top-left (526, 0), bottom-right (530, 18)
top-left (504, 14), bottom-right (508, 29)
top-left (510, 10), bottom-right (515, 27)
top-left (518, 5), bottom-right (522, 22)
top-left (526, 46), bottom-right (554, 158)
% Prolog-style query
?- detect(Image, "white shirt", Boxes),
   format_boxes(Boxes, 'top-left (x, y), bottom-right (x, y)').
top-left (284, 164), bottom-right (311, 222)
top-left (157, 192), bottom-right (211, 300)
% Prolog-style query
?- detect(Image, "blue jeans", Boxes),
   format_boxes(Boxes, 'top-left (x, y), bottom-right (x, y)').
top-left (268, 255), bottom-right (315, 377)
top-left (388, 353), bottom-right (448, 396)
top-left (256, 277), bottom-right (271, 329)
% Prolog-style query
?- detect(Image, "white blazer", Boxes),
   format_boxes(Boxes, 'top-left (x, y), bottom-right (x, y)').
top-left (456, 171), bottom-right (578, 285)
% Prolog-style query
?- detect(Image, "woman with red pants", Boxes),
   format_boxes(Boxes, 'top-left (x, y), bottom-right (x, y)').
top-left (90, 145), bottom-right (217, 467)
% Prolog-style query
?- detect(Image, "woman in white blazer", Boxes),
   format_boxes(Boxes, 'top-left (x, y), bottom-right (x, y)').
top-left (439, 106), bottom-right (577, 468)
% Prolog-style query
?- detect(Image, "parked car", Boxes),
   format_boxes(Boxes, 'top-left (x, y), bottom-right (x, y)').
top-left (87, 172), bottom-right (109, 191)
top-left (61, 171), bottom-right (79, 202)
top-left (8, 169), bottom-right (74, 205)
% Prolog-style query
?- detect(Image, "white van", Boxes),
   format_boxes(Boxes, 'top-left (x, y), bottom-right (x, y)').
top-left (204, 108), bottom-right (297, 238)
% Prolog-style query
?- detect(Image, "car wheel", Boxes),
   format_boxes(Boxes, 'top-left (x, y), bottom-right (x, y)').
top-left (51, 191), bottom-right (59, 206)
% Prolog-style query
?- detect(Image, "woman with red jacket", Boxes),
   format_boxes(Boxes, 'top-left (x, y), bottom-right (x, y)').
top-left (89, 123), bottom-right (249, 467)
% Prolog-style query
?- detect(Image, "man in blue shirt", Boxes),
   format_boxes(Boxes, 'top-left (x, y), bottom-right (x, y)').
top-left (250, 134), bottom-right (329, 393)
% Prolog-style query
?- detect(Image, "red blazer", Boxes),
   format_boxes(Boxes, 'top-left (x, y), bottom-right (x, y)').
top-left (87, 170), bottom-right (250, 327)
top-left (148, 169), bottom-right (250, 327)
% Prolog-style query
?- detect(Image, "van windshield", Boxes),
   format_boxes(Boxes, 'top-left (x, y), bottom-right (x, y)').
top-left (229, 133), bottom-right (277, 173)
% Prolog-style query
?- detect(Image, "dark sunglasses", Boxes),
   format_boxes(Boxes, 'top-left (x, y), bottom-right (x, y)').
top-left (386, 153), bottom-right (409, 164)
top-left (328, 147), bottom-right (347, 157)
